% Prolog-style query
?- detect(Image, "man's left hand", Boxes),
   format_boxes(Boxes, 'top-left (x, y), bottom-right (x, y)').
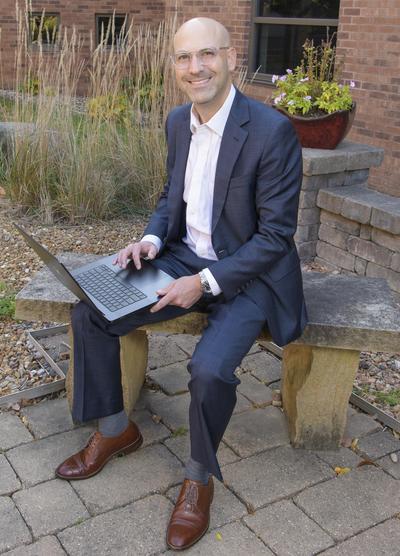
top-left (150, 275), bottom-right (203, 313)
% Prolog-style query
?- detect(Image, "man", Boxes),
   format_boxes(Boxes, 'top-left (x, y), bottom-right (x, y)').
top-left (56, 17), bottom-right (307, 550)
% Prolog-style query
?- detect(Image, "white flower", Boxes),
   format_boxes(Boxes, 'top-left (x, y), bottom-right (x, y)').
top-left (273, 95), bottom-right (282, 105)
top-left (272, 75), bottom-right (279, 83)
top-left (300, 77), bottom-right (309, 82)
top-left (287, 100), bottom-right (295, 105)
top-left (304, 95), bottom-right (312, 101)
top-left (350, 80), bottom-right (356, 88)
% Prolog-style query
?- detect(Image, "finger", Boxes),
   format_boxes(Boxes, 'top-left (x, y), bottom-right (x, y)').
top-left (156, 282), bottom-right (175, 296)
top-left (147, 245), bottom-right (157, 260)
top-left (150, 290), bottom-right (173, 313)
top-left (132, 248), bottom-right (141, 270)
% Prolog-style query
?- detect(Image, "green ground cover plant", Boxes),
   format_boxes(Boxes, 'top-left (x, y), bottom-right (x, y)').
top-left (0, 282), bottom-right (16, 318)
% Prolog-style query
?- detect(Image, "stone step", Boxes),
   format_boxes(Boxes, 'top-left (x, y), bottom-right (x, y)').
top-left (317, 184), bottom-right (400, 235)
top-left (302, 140), bottom-right (384, 176)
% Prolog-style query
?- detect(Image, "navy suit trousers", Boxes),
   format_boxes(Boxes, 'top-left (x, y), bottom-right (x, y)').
top-left (71, 243), bottom-right (266, 480)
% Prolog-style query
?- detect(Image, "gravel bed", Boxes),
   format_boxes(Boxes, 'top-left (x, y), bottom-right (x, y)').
top-left (0, 196), bottom-right (399, 422)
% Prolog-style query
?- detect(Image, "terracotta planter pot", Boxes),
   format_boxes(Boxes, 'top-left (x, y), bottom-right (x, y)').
top-left (275, 102), bottom-right (356, 149)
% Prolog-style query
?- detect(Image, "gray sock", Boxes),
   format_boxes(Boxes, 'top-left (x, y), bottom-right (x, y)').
top-left (184, 456), bottom-right (209, 485)
top-left (98, 409), bottom-right (129, 437)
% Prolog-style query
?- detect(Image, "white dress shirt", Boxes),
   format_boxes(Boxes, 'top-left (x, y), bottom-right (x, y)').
top-left (143, 84), bottom-right (236, 296)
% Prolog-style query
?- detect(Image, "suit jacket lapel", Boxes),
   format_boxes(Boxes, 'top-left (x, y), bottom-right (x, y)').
top-left (167, 112), bottom-right (191, 238)
top-left (212, 91), bottom-right (249, 232)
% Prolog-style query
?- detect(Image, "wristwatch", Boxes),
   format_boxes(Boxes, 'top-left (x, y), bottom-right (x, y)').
top-left (198, 270), bottom-right (213, 295)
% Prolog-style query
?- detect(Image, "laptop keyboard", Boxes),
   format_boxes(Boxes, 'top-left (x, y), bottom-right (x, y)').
top-left (76, 265), bottom-right (147, 312)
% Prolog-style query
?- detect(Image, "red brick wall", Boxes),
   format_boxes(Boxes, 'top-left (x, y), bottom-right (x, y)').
top-left (336, 0), bottom-right (400, 197)
top-left (0, 0), bottom-right (165, 89)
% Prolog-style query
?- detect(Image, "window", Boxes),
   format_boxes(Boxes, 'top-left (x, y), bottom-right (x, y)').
top-left (29, 13), bottom-right (59, 47)
top-left (249, 1), bottom-right (340, 80)
top-left (96, 14), bottom-right (128, 47)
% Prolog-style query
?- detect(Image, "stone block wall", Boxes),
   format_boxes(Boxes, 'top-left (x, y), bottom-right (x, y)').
top-left (315, 187), bottom-right (400, 294)
top-left (295, 141), bottom-right (384, 261)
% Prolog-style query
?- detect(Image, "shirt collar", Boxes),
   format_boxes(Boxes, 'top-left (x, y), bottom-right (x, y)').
top-left (190, 84), bottom-right (236, 137)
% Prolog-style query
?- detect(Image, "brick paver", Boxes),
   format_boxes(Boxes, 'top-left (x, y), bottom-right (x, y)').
top-left (320, 518), bottom-right (400, 555)
top-left (294, 467), bottom-right (400, 541)
top-left (0, 413), bottom-right (33, 451)
top-left (6, 425), bottom-right (95, 487)
top-left (223, 406), bottom-right (289, 457)
top-left (13, 479), bottom-right (90, 538)
top-left (244, 499), bottom-right (334, 555)
top-left (71, 444), bottom-right (182, 514)
top-left (57, 494), bottom-right (173, 556)
top-left (0, 496), bottom-right (31, 552)
top-left (2, 338), bottom-right (399, 556)
top-left (183, 521), bottom-right (272, 555)
top-left (164, 434), bottom-right (239, 467)
top-left (0, 454), bottom-right (21, 495)
top-left (3, 535), bottom-right (67, 555)
top-left (21, 398), bottom-right (74, 439)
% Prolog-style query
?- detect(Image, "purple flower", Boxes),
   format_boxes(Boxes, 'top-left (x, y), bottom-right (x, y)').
top-left (279, 75), bottom-right (287, 82)
top-left (272, 74), bottom-right (279, 84)
top-left (350, 80), bottom-right (356, 88)
top-left (287, 100), bottom-right (295, 106)
top-left (304, 95), bottom-right (312, 101)
top-left (286, 69), bottom-right (293, 74)
top-left (273, 95), bottom-right (282, 105)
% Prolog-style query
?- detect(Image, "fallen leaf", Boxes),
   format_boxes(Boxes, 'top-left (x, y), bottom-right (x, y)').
top-left (390, 453), bottom-right (398, 463)
top-left (350, 438), bottom-right (359, 451)
top-left (215, 532), bottom-right (222, 541)
top-left (357, 459), bottom-right (378, 468)
top-left (334, 466), bottom-right (351, 476)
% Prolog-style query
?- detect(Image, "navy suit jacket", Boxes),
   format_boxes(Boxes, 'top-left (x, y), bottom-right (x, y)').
top-left (144, 89), bottom-right (308, 346)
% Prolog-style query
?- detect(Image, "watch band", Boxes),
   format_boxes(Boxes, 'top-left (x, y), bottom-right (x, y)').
top-left (199, 270), bottom-right (213, 295)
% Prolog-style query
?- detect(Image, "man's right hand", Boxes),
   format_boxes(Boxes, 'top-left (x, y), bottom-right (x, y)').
top-left (112, 241), bottom-right (158, 270)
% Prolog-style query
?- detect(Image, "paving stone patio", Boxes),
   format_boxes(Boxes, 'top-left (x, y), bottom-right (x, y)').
top-left (0, 335), bottom-right (399, 555)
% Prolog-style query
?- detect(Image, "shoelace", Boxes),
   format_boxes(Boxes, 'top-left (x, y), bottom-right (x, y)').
top-left (87, 432), bottom-right (101, 450)
top-left (184, 482), bottom-right (199, 512)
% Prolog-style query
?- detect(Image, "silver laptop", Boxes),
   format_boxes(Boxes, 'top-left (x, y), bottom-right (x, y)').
top-left (15, 223), bottom-right (175, 322)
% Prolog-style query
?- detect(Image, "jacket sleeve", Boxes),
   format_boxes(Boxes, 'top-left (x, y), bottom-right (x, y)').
top-left (142, 113), bottom-right (175, 242)
top-left (208, 117), bottom-right (303, 299)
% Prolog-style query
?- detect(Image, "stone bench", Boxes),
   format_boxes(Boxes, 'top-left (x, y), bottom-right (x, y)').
top-left (15, 252), bottom-right (400, 451)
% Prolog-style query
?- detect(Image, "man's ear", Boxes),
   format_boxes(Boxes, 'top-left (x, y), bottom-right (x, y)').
top-left (227, 47), bottom-right (237, 72)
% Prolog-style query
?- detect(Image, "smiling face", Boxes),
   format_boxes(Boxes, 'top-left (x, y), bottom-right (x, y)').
top-left (173, 18), bottom-right (236, 122)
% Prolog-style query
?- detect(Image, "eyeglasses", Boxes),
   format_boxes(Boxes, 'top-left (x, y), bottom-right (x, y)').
top-left (171, 47), bottom-right (230, 69)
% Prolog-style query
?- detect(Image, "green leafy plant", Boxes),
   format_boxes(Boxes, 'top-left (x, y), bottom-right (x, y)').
top-left (272, 37), bottom-right (354, 117)
top-left (373, 389), bottom-right (400, 407)
top-left (0, 282), bottom-right (16, 318)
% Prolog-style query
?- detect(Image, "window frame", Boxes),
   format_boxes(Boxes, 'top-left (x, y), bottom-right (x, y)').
top-left (95, 13), bottom-right (129, 48)
top-left (29, 12), bottom-right (60, 50)
top-left (248, 1), bottom-right (339, 83)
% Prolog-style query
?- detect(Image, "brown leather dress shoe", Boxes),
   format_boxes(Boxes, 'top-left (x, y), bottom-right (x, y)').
top-left (55, 420), bottom-right (142, 480)
top-left (166, 477), bottom-right (214, 551)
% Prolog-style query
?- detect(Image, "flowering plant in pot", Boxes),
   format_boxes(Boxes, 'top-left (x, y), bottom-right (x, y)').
top-left (272, 37), bottom-right (356, 149)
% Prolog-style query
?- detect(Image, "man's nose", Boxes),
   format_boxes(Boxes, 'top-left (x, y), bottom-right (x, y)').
top-left (188, 53), bottom-right (202, 73)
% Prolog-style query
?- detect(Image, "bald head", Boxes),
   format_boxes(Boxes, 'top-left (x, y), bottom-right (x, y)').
top-left (172, 17), bottom-right (236, 123)
top-left (174, 18), bottom-right (231, 52)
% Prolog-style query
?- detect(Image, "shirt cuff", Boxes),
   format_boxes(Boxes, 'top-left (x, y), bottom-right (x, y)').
top-left (203, 268), bottom-right (222, 296)
top-left (141, 235), bottom-right (162, 253)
